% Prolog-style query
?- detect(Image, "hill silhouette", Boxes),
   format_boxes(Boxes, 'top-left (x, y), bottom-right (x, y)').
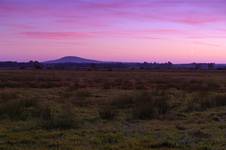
top-left (44, 56), bottom-right (102, 64)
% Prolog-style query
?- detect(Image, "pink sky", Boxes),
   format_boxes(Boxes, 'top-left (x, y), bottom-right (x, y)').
top-left (0, 0), bottom-right (226, 63)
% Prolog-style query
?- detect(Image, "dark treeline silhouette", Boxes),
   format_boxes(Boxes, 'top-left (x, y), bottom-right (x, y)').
top-left (0, 61), bottom-right (224, 70)
top-left (0, 61), bottom-right (43, 70)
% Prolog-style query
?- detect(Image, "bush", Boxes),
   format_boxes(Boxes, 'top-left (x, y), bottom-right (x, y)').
top-left (185, 93), bottom-right (212, 112)
top-left (76, 90), bottom-right (92, 98)
top-left (0, 98), bottom-right (39, 120)
top-left (213, 94), bottom-right (226, 107)
top-left (0, 90), bottom-right (19, 102)
top-left (40, 103), bottom-right (76, 129)
top-left (185, 93), bottom-right (226, 112)
top-left (99, 106), bottom-right (117, 120)
top-left (60, 89), bottom-right (92, 107)
top-left (110, 94), bottom-right (134, 109)
top-left (132, 91), bottom-right (170, 120)
top-left (0, 95), bottom-right (77, 129)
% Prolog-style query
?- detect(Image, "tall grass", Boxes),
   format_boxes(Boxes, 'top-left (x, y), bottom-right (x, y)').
top-left (98, 106), bottom-right (117, 120)
top-left (0, 98), bottom-right (39, 120)
top-left (40, 103), bottom-right (77, 129)
top-left (99, 91), bottom-right (170, 120)
top-left (185, 92), bottom-right (226, 112)
top-left (132, 91), bottom-right (170, 119)
top-left (0, 96), bottom-right (77, 129)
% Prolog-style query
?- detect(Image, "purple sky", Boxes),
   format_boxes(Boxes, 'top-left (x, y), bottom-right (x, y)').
top-left (1, 0), bottom-right (226, 63)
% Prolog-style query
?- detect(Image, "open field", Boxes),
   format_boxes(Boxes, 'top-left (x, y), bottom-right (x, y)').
top-left (0, 70), bottom-right (226, 150)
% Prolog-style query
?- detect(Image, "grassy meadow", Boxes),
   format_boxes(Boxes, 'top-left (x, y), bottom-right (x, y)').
top-left (0, 70), bottom-right (226, 150)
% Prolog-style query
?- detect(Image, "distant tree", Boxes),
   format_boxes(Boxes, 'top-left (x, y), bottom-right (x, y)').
top-left (167, 61), bottom-right (173, 65)
top-left (19, 66), bottom-right (25, 70)
top-left (208, 63), bottom-right (215, 70)
top-left (139, 66), bottom-right (145, 70)
top-left (29, 61), bottom-right (43, 70)
top-left (167, 61), bottom-right (173, 69)
top-left (91, 63), bottom-right (97, 70)
top-left (195, 63), bottom-right (201, 70)
top-left (107, 67), bottom-right (113, 71)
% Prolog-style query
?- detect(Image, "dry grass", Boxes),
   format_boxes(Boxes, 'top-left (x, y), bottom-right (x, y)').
top-left (0, 70), bottom-right (225, 150)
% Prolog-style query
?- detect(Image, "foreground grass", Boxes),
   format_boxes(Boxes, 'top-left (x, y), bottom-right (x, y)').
top-left (0, 70), bottom-right (226, 150)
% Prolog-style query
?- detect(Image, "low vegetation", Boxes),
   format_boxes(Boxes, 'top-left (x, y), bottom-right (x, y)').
top-left (132, 91), bottom-right (170, 119)
top-left (40, 103), bottom-right (77, 129)
top-left (0, 70), bottom-right (225, 150)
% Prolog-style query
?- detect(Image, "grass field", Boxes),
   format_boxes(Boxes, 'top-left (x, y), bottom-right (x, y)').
top-left (0, 70), bottom-right (226, 150)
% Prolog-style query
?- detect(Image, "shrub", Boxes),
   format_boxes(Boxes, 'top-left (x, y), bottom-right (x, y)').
top-left (213, 94), bottom-right (226, 107)
top-left (205, 80), bottom-right (220, 91)
top-left (185, 93), bottom-right (212, 112)
top-left (96, 133), bottom-right (123, 145)
top-left (102, 81), bottom-right (112, 89)
top-left (185, 92), bottom-right (226, 112)
top-left (0, 90), bottom-right (19, 102)
top-left (40, 103), bottom-right (76, 129)
top-left (60, 89), bottom-right (92, 107)
top-left (76, 89), bottom-right (92, 98)
top-left (132, 91), bottom-right (170, 120)
top-left (0, 98), bottom-right (39, 120)
top-left (120, 80), bottom-right (135, 90)
top-left (98, 106), bottom-right (117, 120)
top-left (110, 94), bottom-right (134, 109)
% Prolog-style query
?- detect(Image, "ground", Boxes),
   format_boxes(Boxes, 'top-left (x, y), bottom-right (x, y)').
top-left (0, 70), bottom-right (225, 150)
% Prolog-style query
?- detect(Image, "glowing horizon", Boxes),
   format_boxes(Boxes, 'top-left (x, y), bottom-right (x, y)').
top-left (1, 0), bottom-right (226, 63)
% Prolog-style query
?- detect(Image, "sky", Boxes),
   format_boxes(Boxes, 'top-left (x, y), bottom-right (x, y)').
top-left (0, 0), bottom-right (226, 63)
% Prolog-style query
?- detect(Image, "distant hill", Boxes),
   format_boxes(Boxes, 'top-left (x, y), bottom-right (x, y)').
top-left (43, 56), bottom-right (103, 64)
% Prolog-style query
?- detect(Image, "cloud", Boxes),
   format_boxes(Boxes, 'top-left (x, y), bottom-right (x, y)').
top-left (19, 28), bottom-right (195, 40)
top-left (192, 41), bottom-right (221, 47)
top-left (1, 0), bottom-right (226, 40)
top-left (20, 32), bottom-right (93, 39)
top-left (1, 0), bottom-right (226, 25)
